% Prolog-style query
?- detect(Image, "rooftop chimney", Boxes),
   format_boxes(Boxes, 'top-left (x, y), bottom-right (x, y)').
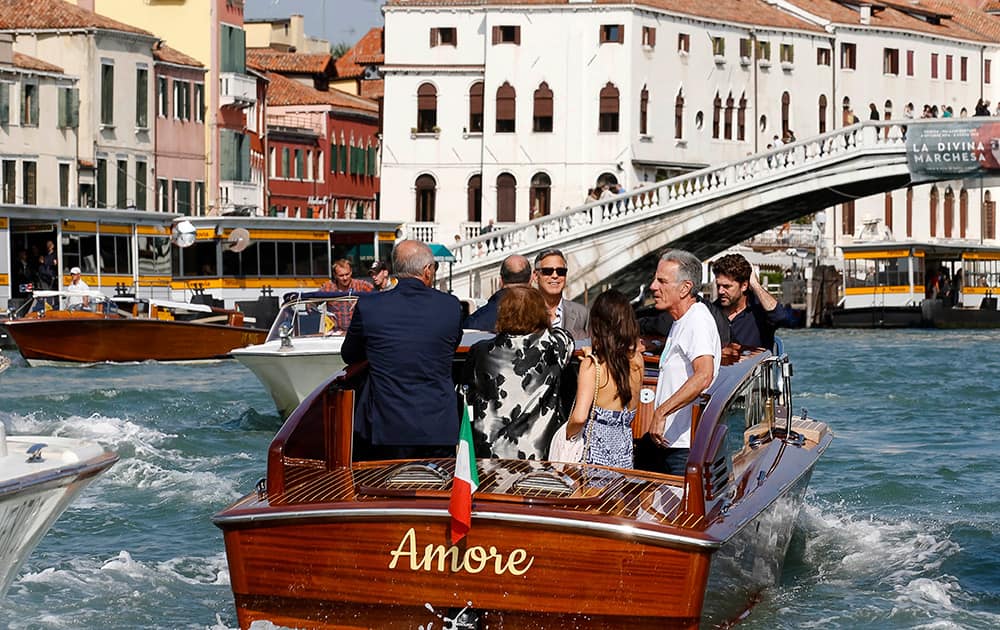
top-left (860, 5), bottom-right (872, 25)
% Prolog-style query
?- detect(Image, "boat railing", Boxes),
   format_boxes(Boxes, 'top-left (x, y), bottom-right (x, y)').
top-left (266, 295), bottom-right (360, 342)
top-left (683, 351), bottom-right (795, 520)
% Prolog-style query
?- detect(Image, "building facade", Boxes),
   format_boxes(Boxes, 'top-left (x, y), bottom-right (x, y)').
top-left (245, 14), bottom-right (330, 55)
top-left (0, 34), bottom-right (78, 208)
top-left (380, 0), bottom-right (1000, 249)
top-left (88, 0), bottom-right (258, 215)
top-left (153, 43), bottom-right (206, 215)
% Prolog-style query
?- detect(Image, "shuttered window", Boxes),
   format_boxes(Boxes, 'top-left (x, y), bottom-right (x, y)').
top-left (221, 130), bottom-right (251, 182)
top-left (600, 24), bottom-right (624, 44)
top-left (492, 25), bottom-right (520, 45)
top-left (221, 25), bottom-right (246, 73)
top-left (496, 82), bottom-right (516, 133)
top-left (22, 161), bottom-right (35, 205)
top-left (20, 81), bottom-right (37, 127)
top-left (533, 82), bottom-right (553, 132)
top-left (497, 173), bottom-right (517, 222)
top-left (639, 86), bottom-right (648, 135)
top-left (0, 83), bottom-right (9, 125)
top-left (117, 159), bottom-right (128, 208)
top-left (417, 83), bottom-right (437, 132)
top-left (136, 67), bottom-right (148, 128)
top-left (58, 87), bottom-right (79, 128)
top-left (135, 161), bottom-right (147, 210)
top-left (469, 81), bottom-right (484, 132)
top-left (598, 82), bottom-right (619, 132)
top-left (97, 159), bottom-right (108, 208)
top-left (101, 62), bottom-right (114, 126)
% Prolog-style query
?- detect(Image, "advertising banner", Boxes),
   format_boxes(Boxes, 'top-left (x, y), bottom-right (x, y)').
top-left (905, 120), bottom-right (1000, 182)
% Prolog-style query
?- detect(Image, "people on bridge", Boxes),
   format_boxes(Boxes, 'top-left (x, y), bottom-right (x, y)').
top-left (464, 286), bottom-right (574, 460)
top-left (533, 248), bottom-right (589, 340)
top-left (463, 254), bottom-right (532, 332)
top-left (636, 250), bottom-right (721, 477)
top-left (343, 240), bottom-right (463, 461)
top-left (711, 253), bottom-right (790, 350)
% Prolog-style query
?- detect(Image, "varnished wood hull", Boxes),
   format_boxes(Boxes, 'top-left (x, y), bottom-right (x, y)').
top-left (5, 317), bottom-right (266, 364)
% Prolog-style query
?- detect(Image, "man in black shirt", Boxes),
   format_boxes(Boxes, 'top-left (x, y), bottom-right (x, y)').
top-left (712, 253), bottom-right (789, 350)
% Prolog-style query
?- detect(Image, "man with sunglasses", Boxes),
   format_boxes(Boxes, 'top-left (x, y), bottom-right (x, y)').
top-left (343, 240), bottom-right (463, 461)
top-left (533, 249), bottom-right (589, 340)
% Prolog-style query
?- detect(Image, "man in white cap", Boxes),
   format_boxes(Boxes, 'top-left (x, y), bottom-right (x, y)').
top-left (66, 266), bottom-right (91, 308)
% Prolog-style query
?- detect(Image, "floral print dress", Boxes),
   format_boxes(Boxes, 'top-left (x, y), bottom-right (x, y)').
top-left (465, 327), bottom-right (574, 460)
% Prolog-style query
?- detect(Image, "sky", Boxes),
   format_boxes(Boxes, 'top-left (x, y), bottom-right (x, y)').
top-left (244, 0), bottom-right (386, 48)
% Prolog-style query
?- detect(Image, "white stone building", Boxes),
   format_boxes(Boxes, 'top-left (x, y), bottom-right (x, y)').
top-left (380, 0), bottom-right (1000, 248)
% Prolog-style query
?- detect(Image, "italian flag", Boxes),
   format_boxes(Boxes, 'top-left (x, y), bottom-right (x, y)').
top-left (449, 405), bottom-right (479, 544)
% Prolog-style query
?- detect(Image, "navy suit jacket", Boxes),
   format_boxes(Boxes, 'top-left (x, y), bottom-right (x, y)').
top-left (342, 277), bottom-right (463, 446)
top-left (463, 288), bottom-right (505, 331)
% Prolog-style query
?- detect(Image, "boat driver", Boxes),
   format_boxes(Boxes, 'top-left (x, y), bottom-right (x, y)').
top-left (66, 266), bottom-right (91, 309)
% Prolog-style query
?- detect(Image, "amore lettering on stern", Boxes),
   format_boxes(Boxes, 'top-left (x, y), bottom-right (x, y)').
top-left (388, 528), bottom-right (535, 576)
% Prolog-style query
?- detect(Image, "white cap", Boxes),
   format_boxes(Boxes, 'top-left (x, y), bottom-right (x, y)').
top-left (70, 266), bottom-right (81, 275)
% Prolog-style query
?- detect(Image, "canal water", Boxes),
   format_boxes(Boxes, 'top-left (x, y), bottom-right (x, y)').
top-left (0, 328), bottom-right (998, 629)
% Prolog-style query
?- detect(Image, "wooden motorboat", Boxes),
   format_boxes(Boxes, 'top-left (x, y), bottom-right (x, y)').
top-left (231, 292), bottom-right (361, 418)
top-left (214, 345), bottom-right (832, 629)
top-left (0, 425), bottom-right (118, 597)
top-left (5, 291), bottom-right (266, 366)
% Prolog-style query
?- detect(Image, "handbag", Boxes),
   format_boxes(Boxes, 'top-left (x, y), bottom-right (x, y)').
top-left (547, 361), bottom-right (600, 463)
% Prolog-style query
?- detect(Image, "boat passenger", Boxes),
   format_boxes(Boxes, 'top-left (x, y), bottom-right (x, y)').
top-left (321, 258), bottom-right (373, 294)
top-left (565, 290), bottom-right (643, 468)
top-left (343, 240), bottom-right (463, 461)
top-left (711, 253), bottom-right (789, 350)
top-left (464, 286), bottom-right (574, 460)
top-left (463, 254), bottom-right (531, 331)
top-left (636, 250), bottom-right (721, 476)
top-left (65, 267), bottom-right (91, 309)
top-left (368, 260), bottom-right (398, 292)
top-left (533, 248), bottom-right (589, 340)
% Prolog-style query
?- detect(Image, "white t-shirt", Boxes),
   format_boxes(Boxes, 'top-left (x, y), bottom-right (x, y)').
top-left (66, 279), bottom-right (90, 306)
top-left (653, 301), bottom-right (721, 449)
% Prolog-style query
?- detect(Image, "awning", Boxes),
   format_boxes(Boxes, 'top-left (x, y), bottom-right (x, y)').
top-left (428, 243), bottom-right (456, 262)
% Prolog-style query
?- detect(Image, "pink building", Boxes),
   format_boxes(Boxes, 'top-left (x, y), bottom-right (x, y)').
top-left (153, 43), bottom-right (205, 215)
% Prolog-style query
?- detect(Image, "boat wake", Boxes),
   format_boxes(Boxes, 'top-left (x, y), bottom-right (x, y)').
top-left (751, 498), bottom-right (1000, 629)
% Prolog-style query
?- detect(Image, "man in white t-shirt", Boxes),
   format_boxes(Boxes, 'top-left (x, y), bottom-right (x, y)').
top-left (65, 266), bottom-right (91, 309)
top-left (641, 249), bottom-right (721, 476)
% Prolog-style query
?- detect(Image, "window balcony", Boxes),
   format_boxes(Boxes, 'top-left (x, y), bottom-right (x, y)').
top-left (219, 72), bottom-right (256, 108)
top-left (219, 180), bottom-right (258, 213)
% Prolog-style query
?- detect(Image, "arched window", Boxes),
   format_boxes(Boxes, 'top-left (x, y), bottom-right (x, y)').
top-left (639, 85), bottom-right (649, 135)
top-left (724, 92), bottom-right (734, 140)
top-left (737, 93), bottom-right (747, 141)
top-left (467, 174), bottom-right (481, 223)
top-left (599, 82), bottom-right (620, 132)
top-left (597, 172), bottom-right (618, 187)
top-left (496, 173), bottom-right (517, 223)
top-left (533, 82), bottom-right (553, 132)
top-left (674, 89), bottom-right (684, 139)
top-left (818, 94), bottom-right (828, 134)
top-left (884, 192), bottom-right (893, 232)
top-left (930, 185), bottom-right (939, 237)
top-left (496, 82), bottom-right (516, 133)
top-left (417, 83), bottom-right (437, 133)
top-left (712, 92), bottom-right (721, 139)
top-left (906, 186), bottom-right (913, 237)
top-left (944, 187), bottom-right (954, 238)
top-left (985, 190), bottom-right (996, 240)
top-left (781, 91), bottom-right (790, 136)
top-left (469, 82), bottom-right (484, 133)
top-left (415, 174), bottom-right (436, 222)
top-left (960, 188), bottom-right (968, 238)
top-left (530, 172), bottom-right (551, 219)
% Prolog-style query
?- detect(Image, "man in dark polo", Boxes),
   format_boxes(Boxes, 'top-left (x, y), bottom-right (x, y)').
top-left (343, 240), bottom-right (463, 460)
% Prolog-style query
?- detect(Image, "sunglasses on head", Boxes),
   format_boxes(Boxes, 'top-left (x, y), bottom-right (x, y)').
top-left (536, 266), bottom-right (568, 277)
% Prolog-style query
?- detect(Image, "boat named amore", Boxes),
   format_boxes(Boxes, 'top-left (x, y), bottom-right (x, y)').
top-left (214, 343), bottom-right (831, 629)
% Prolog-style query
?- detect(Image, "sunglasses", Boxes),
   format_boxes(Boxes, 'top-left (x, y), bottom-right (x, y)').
top-left (536, 267), bottom-right (568, 277)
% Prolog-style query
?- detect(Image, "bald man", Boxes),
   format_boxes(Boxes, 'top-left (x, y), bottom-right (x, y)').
top-left (463, 254), bottom-right (532, 331)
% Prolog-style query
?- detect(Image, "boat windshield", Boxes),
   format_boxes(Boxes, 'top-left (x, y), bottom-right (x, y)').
top-left (266, 297), bottom-right (359, 342)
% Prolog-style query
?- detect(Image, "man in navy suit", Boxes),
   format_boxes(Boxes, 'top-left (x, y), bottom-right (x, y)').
top-left (463, 254), bottom-right (531, 331)
top-left (343, 240), bottom-right (463, 460)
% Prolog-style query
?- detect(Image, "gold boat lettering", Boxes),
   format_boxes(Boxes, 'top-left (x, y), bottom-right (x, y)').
top-left (388, 528), bottom-right (534, 576)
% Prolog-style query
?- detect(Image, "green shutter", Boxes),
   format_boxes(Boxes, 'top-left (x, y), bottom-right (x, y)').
top-left (136, 68), bottom-right (148, 128)
top-left (368, 147), bottom-right (376, 177)
top-left (221, 26), bottom-right (232, 73)
top-left (58, 87), bottom-right (67, 127)
top-left (0, 83), bottom-right (8, 125)
top-left (70, 88), bottom-right (79, 128)
top-left (221, 130), bottom-right (235, 181)
top-left (296, 150), bottom-right (304, 179)
top-left (282, 148), bottom-right (289, 178)
top-left (97, 159), bottom-right (107, 208)
top-left (330, 142), bottom-right (338, 172)
top-left (339, 145), bottom-right (347, 174)
top-left (28, 85), bottom-right (38, 126)
top-left (135, 161), bottom-right (147, 210)
top-left (101, 64), bottom-right (114, 125)
top-left (240, 134), bottom-right (250, 181)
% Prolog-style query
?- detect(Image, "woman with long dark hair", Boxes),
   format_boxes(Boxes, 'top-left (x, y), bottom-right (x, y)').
top-left (565, 289), bottom-right (643, 468)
